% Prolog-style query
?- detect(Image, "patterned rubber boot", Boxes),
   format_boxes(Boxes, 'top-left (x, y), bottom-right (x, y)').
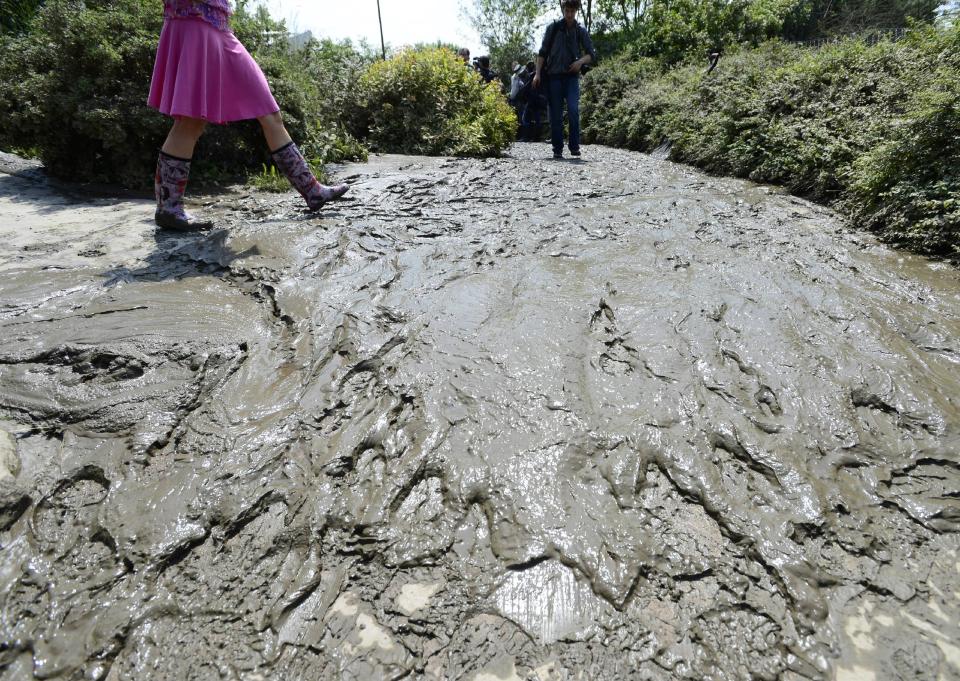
top-left (271, 141), bottom-right (349, 211)
top-left (154, 152), bottom-right (213, 231)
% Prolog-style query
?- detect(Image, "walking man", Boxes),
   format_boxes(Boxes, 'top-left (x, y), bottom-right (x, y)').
top-left (532, 0), bottom-right (596, 159)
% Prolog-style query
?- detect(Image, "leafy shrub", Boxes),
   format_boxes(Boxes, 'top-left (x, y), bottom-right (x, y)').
top-left (0, 0), bottom-right (166, 184)
top-left (581, 54), bottom-right (665, 146)
top-left (845, 28), bottom-right (960, 256)
top-left (589, 0), bottom-right (816, 63)
top-left (726, 39), bottom-right (932, 196)
top-left (351, 47), bottom-right (516, 157)
top-left (582, 26), bottom-right (960, 258)
top-left (0, 0), bottom-right (366, 188)
top-left (0, 0), bottom-right (45, 35)
top-left (588, 0), bottom-right (941, 62)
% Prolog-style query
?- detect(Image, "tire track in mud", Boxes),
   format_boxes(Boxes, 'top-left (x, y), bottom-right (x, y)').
top-left (0, 146), bottom-right (958, 680)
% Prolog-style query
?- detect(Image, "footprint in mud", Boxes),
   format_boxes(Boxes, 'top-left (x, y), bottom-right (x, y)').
top-left (599, 338), bottom-right (640, 376)
top-left (720, 348), bottom-right (787, 422)
top-left (31, 465), bottom-right (110, 551)
top-left (72, 349), bottom-right (147, 384)
top-left (721, 348), bottom-right (759, 378)
top-left (850, 385), bottom-right (938, 436)
top-left (27, 346), bottom-right (149, 387)
top-left (755, 384), bottom-right (783, 416)
top-left (589, 297), bottom-right (616, 331)
top-left (850, 387), bottom-right (898, 414)
top-left (77, 246), bottom-right (106, 258)
top-left (590, 298), bottom-right (645, 376)
top-left (708, 302), bottom-right (729, 322)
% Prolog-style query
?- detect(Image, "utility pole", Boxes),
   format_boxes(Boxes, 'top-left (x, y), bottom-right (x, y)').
top-left (377, 0), bottom-right (386, 60)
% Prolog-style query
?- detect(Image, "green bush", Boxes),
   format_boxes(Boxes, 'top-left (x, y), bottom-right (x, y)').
top-left (845, 28), bottom-right (960, 256)
top-left (0, 0), bottom-right (166, 184)
top-left (0, 0), bottom-right (366, 188)
top-left (581, 54), bottom-right (665, 147)
top-left (0, 0), bottom-right (45, 35)
top-left (582, 26), bottom-right (960, 258)
top-left (351, 47), bottom-right (516, 157)
top-left (588, 0), bottom-right (941, 62)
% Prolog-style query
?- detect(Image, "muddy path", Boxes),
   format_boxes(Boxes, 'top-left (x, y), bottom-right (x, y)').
top-left (0, 145), bottom-right (958, 681)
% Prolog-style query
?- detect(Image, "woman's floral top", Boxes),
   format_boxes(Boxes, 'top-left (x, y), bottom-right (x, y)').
top-left (163, 0), bottom-right (232, 32)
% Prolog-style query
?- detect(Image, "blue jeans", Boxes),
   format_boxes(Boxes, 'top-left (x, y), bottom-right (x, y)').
top-left (547, 74), bottom-right (580, 154)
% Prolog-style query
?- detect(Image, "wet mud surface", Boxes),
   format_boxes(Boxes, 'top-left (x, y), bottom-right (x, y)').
top-left (0, 145), bottom-right (958, 680)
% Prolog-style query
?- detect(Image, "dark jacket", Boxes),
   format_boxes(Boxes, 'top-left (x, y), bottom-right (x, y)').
top-left (517, 72), bottom-right (547, 110)
top-left (538, 19), bottom-right (596, 76)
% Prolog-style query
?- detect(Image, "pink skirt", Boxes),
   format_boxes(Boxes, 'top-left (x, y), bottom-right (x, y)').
top-left (147, 17), bottom-right (280, 124)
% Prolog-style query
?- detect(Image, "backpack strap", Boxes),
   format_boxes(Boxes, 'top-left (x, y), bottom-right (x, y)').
top-left (543, 19), bottom-right (563, 58)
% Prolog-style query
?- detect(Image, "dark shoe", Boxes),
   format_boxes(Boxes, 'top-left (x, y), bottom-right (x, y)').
top-left (570, 148), bottom-right (581, 157)
top-left (154, 210), bottom-right (213, 231)
top-left (553, 151), bottom-right (563, 160)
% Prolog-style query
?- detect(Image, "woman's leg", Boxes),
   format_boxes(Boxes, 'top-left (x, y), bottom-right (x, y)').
top-left (259, 111), bottom-right (349, 211)
top-left (162, 116), bottom-right (207, 159)
top-left (258, 111), bottom-right (292, 154)
top-left (155, 116), bottom-right (212, 230)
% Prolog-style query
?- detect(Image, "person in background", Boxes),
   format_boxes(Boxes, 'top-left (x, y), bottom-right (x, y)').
top-left (458, 47), bottom-right (471, 65)
top-left (509, 62), bottom-right (524, 102)
top-left (532, 0), bottom-right (596, 159)
top-left (519, 61), bottom-right (547, 142)
top-left (509, 62), bottom-right (525, 126)
top-left (148, 0), bottom-right (349, 230)
top-left (474, 55), bottom-right (497, 84)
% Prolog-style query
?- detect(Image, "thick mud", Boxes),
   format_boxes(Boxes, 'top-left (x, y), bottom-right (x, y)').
top-left (0, 145), bottom-right (958, 681)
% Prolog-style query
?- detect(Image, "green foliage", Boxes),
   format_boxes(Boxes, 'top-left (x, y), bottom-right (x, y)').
top-left (591, 0), bottom-right (646, 33)
top-left (589, 0), bottom-right (813, 58)
top-left (845, 26), bottom-right (960, 255)
top-left (0, 0), bottom-right (167, 185)
top-left (0, 0), bottom-right (45, 35)
top-left (587, 0), bottom-right (942, 61)
top-left (582, 25), bottom-right (960, 258)
top-left (820, 0), bottom-right (941, 33)
top-left (488, 36), bottom-right (536, 89)
top-left (249, 159), bottom-right (330, 191)
top-left (465, 0), bottom-right (549, 84)
top-left (636, 0), bottom-right (792, 62)
top-left (248, 163), bottom-right (291, 192)
top-left (0, 0), bottom-right (366, 188)
top-left (298, 38), bottom-right (378, 128)
top-left (352, 47), bottom-right (517, 156)
top-left (580, 53), bottom-right (665, 146)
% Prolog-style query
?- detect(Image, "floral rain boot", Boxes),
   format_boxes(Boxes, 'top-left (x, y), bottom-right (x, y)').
top-left (271, 142), bottom-right (349, 211)
top-left (154, 151), bottom-right (213, 231)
